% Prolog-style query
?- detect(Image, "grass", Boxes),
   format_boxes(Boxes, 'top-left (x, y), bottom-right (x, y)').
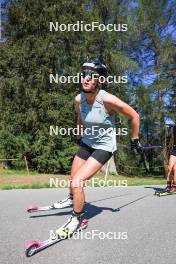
top-left (0, 169), bottom-right (39, 176)
top-left (0, 169), bottom-right (166, 190)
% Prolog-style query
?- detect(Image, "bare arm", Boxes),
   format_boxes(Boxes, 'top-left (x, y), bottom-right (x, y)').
top-left (104, 92), bottom-right (140, 139)
top-left (75, 94), bottom-right (83, 140)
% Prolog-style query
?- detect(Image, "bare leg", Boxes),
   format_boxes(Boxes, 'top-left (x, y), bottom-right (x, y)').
top-left (69, 155), bottom-right (86, 195)
top-left (173, 164), bottom-right (176, 183)
top-left (167, 155), bottom-right (176, 183)
top-left (71, 157), bottom-right (104, 213)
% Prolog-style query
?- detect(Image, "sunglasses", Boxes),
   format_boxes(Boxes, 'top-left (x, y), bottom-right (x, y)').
top-left (81, 70), bottom-right (99, 79)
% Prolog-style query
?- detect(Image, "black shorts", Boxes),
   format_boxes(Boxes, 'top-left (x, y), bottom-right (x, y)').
top-left (76, 142), bottom-right (113, 165)
top-left (170, 147), bottom-right (176, 156)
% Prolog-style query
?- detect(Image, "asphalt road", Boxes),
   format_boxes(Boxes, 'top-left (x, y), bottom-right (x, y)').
top-left (0, 186), bottom-right (176, 264)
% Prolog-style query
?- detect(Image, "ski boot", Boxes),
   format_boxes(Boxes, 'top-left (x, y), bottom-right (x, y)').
top-left (56, 211), bottom-right (84, 239)
top-left (53, 194), bottom-right (73, 209)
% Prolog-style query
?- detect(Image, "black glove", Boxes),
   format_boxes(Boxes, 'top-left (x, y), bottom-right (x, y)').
top-left (131, 138), bottom-right (143, 154)
top-left (76, 138), bottom-right (82, 146)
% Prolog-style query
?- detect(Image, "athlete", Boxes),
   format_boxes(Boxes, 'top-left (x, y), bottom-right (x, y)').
top-left (55, 59), bottom-right (141, 238)
top-left (164, 125), bottom-right (176, 193)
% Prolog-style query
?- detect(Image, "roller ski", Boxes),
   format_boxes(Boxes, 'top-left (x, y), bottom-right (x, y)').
top-left (27, 194), bottom-right (73, 213)
top-left (154, 184), bottom-right (176, 197)
top-left (25, 212), bottom-right (88, 257)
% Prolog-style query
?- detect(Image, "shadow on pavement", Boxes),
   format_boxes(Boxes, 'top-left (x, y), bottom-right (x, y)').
top-left (144, 186), bottom-right (164, 192)
top-left (115, 194), bottom-right (151, 210)
top-left (84, 202), bottom-right (119, 220)
top-left (88, 193), bottom-right (129, 204)
top-left (29, 194), bottom-right (128, 219)
top-left (30, 193), bottom-right (151, 220)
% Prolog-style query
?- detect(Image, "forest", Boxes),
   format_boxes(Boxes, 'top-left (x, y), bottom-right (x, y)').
top-left (0, 0), bottom-right (176, 175)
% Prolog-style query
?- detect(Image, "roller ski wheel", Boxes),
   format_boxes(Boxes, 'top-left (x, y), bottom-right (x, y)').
top-left (154, 190), bottom-right (172, 197)
top-left (25, 219), bottom-right (88, 257)
top-left (25, 240), bottom-right (41, 257)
